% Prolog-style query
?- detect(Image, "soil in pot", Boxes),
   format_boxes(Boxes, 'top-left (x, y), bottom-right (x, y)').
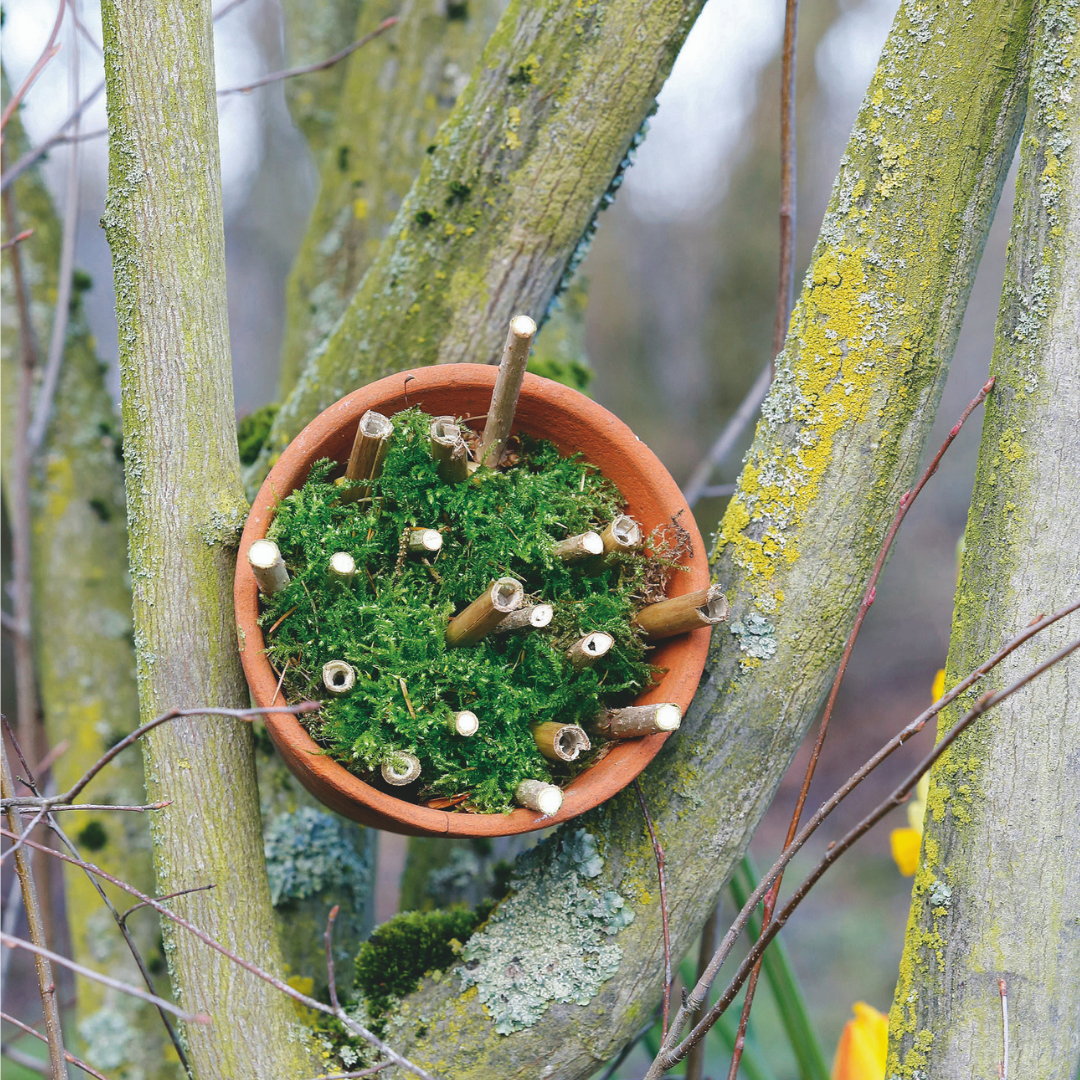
top-left (257, 406), bottom-right (689, 814)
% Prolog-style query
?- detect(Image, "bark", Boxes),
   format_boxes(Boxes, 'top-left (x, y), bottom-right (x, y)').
top-left (98, 1), bottom-right (313, 1075)
top-left (251, 0), bottom-right (706, 481)
top-left (364, 2), bottom-right (1035, 1076)
top-left (277, 0), bottom-right (506, 395)
top-left (887, 4), bottom-right (1080, 1077)
top-left (0, 79), bottom-right (177, 1076)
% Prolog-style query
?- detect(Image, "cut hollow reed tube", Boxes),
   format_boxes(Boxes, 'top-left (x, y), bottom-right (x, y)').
top-left (478, 315), bottom-right (536, 468)
top-left (450, 710), bottom-right (479, 737)
top-left (531, 722), bottom-right (591, 762)
top-left (342, 409), bottom-right (393, 501)
top-left (248, 539), bottom-right (289, 595)
top-left (381, 753), bottom-right (421, 786)
top-left (592, 702), bottom-right (681, 738)
top-left (492, 603), bottom-right (554, 634)
top-left (407, 528), bottom-right (443, 554)
top-left (322, 660), bottom-right (356, 696)
top-left (566, 631), bottom-right (614, 670)
top-left (600, 515), bottom-right (643, 556)
top-left (445, 577), bottom-right (524, 647)
top-left (328, 551), bottom-right (357, 580)
top-left (430, 416), bottom-right (469, 483)
top-left (552, 531), bottom-right (604, 562)
top-left (514, 779), bottom-right (563, 815)
top-left (632, 583), bottom-right (728, 640)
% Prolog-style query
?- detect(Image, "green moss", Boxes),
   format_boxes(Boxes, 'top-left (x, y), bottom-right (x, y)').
top-left (237, 403), bottom-right (281, 466)
top-left (76, 819), bottom-right (110, 851)
top-left (261, 407), bottom-right (672, 812)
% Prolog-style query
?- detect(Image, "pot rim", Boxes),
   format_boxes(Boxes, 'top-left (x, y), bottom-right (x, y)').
top-left (235, 364), bottom-right (711, 837)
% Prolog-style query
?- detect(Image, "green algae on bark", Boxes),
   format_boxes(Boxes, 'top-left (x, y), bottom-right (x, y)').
top-left (888, 4), bottom-right (1080, 1077)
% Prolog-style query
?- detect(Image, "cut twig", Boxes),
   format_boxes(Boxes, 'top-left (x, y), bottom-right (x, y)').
top-left (491, 603), bottom-right (554, 634)
top-left (445, 578), bottom-right (524, 647)
top-left (531, 722), bottom-right (591, 762)
top-left (566, 631), bottom-right (614, 669)
top-left (514, 779), bottom-right (564, 815)
top-left (478, 315), bottom-right (536, 468)
top-left (430, 416), bottom-right (469, 483)
top-left (328, 551), bottom-right (357, 580)
top-left (248, 539), bottom-right (290, 595)
top-left (381, 753), bottom-right (421, 786)
top-left (633, 584), bottom-right (728, 639)
top-left (342, 409), bottom-right (394, 501)
top-left (449, 711), bottom-right (479, 737)
top-left (322, 661), bottom-right (356, 696)
top-left (592, 703), bottom-right (681, 738)
top-left (600, 515), bottom-right (643, 556)
top-left (552, 531), bottom-right (604, 562)
top-left (407, 528), bottom-right (443, 554)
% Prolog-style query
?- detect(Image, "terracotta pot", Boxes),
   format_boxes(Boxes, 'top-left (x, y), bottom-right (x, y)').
top-left (235, 364), bottom-right (710, 837)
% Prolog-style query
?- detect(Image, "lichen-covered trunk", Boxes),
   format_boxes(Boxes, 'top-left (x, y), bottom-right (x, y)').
top-left (250, 0), bottom-right (707, 482)
top-left (887, 5), bottom-right (1080, 1077)
top-left (98, 1), bottom-right (313, 1075)
top-left (364, 2), bottom-right (1035, 1076)
top-left (0, 78), bottom-right (177, 1076)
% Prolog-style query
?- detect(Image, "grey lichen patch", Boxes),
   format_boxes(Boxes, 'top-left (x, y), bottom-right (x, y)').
top-left (458, 828), bottom-right (634, 1034)
top-left (729, 613), bottom-right (777, 663)
top-left (928, 879), bottom-right (952, 910)
top-left (264, 807), bottom-right (370, 907)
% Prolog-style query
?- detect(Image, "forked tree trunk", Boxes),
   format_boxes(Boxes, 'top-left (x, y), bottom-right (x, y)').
top-left (888, 4), bottom-right (1080, 1075)
top-left (99, 1), bottom-right (313, 1075)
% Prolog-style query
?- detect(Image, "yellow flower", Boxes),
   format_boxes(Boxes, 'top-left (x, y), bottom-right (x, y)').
top-left (889, 827), bottom-right (921, 876)
top-left (831, 1002), bottom-right (888, 1080)
top-left (931, 667), bottom-right (946, 702)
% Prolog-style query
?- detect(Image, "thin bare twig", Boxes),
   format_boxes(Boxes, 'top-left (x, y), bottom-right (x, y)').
top-left (298, 1066), bottom-right (393, 1080)
top-left (650, 634), bottom-right (1080, 1074)
top-left (10, 800), bottom-right (171, 814)
top-left (634, 779), bottom-right (672, 1037)
top-left (686, 901), bottom-right (721, 1080)
top-left (325, 904), bottom-right (342, 1012)
top-left (725, 373), bottom-right (995, 1076)
top-left (771, 0), bottom-right (799, 365)
top-left (1, 1011), bottom-right (113, 1080)
top-left (0, 228), bottom-right (33, 251)
top-left (0, 0), bottom-right (66, 134)
top-left (218, 17), bottom-right (398, 95)
top-left (999, 978), bottom-right (1009, 1080)
top-left (119, 883), bottom-right (215, 928)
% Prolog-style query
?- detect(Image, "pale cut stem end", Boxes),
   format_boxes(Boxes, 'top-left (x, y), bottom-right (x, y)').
top-left (594, 702), bottom-right (682, 738)
top-left (632, 583), bottom-right (729, 640)
top-left (407, 528), bottom-right (443, 553)
top-left (566, 631), bottom-right (614, 670)
top-left (328, 551), bottom-right (357, 579)
top-left (601, 515), bottom-right (643, 555)
top-left (322, 660), bottom-right (356, 696)
top-left (344, 409), bottom-right (394, 496)
top-left (445, 577), bottom-right (525, 647)
top-left (451, 710), bottom-right (479, 737)
top-left (552, 531), bottom-right (604, 562)
top-left (515, 779), bottom-right (563, 815)
top-left (381, 753), bottom-right (421, 786)
top-left (248, 539), bottom-right (289, 595)
top-left (478, 314), bottom-right (536, 469)
top-left (532, 722), bottom-right (591, 762)
top-left (430, 417), bottom-right (469, 484)
top-left (491, 603), bottom-right (555, 634)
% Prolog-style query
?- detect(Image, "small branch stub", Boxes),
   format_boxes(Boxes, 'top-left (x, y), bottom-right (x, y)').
top-left (322, 661), bottom-right (356, 696)
top-left (532, 722), bottom-right (591, 762)
top-left (381, 753), bottom-right (421, 786)
top-left (566, 631), bottom-right (614, 670)
top-left (478, 315), bottom-right (536, 468)
top-left (445, 577), bottom-right (524, 647)
top-left (248, 539), bottom-right (289, 595)
top-left (407, 528), bottom-right (443, 554)
top-left (342, 409), bottom-right (394, 501)
top-left (450, 710), bottom-right (479, 737)
top-left (553, 531), bottom-right (604, 562)
top-left (593, 703), bottom-right (681, 738)
top-left (492, 603), bottom-right (554, 634)
top-left (514, 779), bottom-right (564, 815)
top-left (328, 551), bottom-right (357, 580)
top-left (633, 583), bottom-right (728, 640)
top-left (430, 416), bottom-right (469, 484)
top-left (600, 515), bottom-right (643, 556)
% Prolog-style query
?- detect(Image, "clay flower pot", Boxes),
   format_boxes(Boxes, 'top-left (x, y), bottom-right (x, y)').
top-left (235, 364), bottom-right (710, 837)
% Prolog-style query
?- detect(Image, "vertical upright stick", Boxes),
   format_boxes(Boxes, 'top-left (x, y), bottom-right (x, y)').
top-left (343, 410), bottom-right (394, 501)
top-left (478, 315), bottom-right (536, 469)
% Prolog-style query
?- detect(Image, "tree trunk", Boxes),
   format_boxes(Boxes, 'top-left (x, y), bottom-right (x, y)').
top-left (98, 1), bottom-right (313, 1074)
top-left (365, 2), bottom-right (1036, 1076)
top-left (1, 78), bottom-right (177, 1077)
top-left (887, 4), bottom-right (1080, 1076)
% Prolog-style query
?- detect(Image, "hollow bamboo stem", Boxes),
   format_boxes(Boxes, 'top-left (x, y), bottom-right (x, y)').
top-left (531, 722), bottom-right (591, 762)
top-left (322, 660), bottom-right (356, 696)
top-left (492, 603), bottom-right (554, 634)
top-left (566, 631), bottom-right (614, 669)
top-left (445, 577), bottom-right (524, 647)
top-left (407, 528), bottom-right (443, 554)
top-left (592, 703), bottom-right (682, 738)
top-left (633, 583), bottom-right (728, 639)
top-left (328, 551), bottom-right (357, 580)
top-left (342, 409), bottom-right (393, 500)
top-left (381, 753), bottom-right (421, 786)
top-left (552, 531), bottom-right (604, 562)
top-left (478, 315), bottom-right (536, 468)
top-left (450, 710), bottom-right (479, 737)
top-left (248, 539), bottom-right (289, 595)
top-left (514, 779), bottom-right (564, 815)
top-left (430, 416), bottom-right (469, 484)
top-left (600, 515), bottom-right (643, 555)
